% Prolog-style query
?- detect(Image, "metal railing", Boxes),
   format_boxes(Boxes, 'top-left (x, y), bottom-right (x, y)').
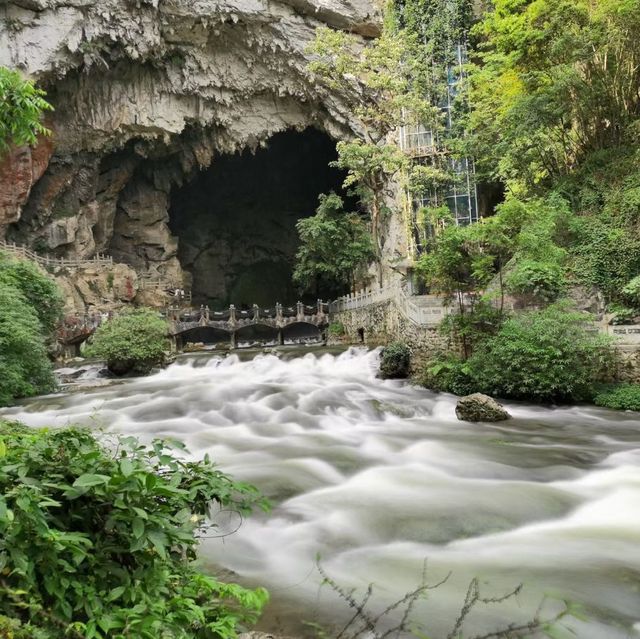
top-left (0, 240), bottom-right (113, 268)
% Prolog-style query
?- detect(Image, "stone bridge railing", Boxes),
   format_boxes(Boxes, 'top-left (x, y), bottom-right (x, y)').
top-left (168, 300), bottom-right (330, 348)
top-left (169, 300), bottom-right (330, 334)
top-left (56, 300), bottom-right (331, 351)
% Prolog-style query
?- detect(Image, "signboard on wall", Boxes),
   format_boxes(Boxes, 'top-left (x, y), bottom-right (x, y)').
top-left (605, 325), bottom-right (640, 345)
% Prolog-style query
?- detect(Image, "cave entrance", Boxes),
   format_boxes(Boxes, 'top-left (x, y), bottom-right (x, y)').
top-left (169, 128), bottom-right (348, 309)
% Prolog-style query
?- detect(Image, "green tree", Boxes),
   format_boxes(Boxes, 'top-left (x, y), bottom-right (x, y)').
top-left (0, 253), bottom-right (63, 333)
top-left (85, 308), bottom-right (169, 376)
top-left (415, 220), bottom-right (495, 357)
top-left (293, 193), bottom-right (375, 296)
top-left (0, 67), bottom-right (52, 154)
top-left (0, 422), bottom-right (269, 638)
top-left (466, 0), bottom-right (640, 193)
top-left (308, 23), bottom-right (433, 283)
top-left (392, 0), bottom-right (474, 65)
top-left (0, 283), bottom-right (55, 407)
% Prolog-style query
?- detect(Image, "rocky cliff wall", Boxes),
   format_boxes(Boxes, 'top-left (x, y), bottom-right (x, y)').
top-left (0, 0), bottom-right (381, 290)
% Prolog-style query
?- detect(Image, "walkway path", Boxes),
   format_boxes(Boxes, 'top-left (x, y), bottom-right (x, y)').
top-left (330, 282), bottom-right (450, 327)
top-left (0, 240), bottom-right (112, 269)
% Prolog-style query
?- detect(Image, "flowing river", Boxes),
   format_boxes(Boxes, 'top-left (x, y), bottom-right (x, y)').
top-left (3, 348), bottom-right (640, 638)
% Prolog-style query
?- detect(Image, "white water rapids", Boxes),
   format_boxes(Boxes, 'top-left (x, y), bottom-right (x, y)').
top-left (3, 348), bottom-right (640, 638)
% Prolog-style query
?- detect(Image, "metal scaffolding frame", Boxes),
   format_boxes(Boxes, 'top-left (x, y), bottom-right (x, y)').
top-left (399, 41), bottom-right (479, 255)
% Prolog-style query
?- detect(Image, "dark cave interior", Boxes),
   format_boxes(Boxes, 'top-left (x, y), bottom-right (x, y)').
top-left (169, 127), bottom-right (349, 309)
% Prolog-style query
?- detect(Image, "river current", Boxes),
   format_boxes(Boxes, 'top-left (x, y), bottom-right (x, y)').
top-left (3, 348), bottom-right (640, 638)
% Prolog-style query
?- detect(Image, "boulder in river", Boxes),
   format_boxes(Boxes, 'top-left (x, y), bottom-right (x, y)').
top-left (455, 393), bottom-right (510, 422)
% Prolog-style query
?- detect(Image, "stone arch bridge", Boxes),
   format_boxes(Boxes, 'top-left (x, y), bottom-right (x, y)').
top-left (57, 300), bottom-right (330, 354)
top-left (167, 300), bottom-right (329, 348)
top-left (168, 301), bottom-right (330, 348)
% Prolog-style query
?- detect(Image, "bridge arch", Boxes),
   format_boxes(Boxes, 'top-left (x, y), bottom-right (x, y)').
top-left (281, 321), bottom-right (323, 343)
top-left (177, 326), bottom-right (231, 347)
top-left (234, 323), bottom-right (279, 347)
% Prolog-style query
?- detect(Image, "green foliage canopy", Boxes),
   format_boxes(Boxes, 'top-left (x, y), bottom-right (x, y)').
top-left (0, 253), bottom-right (63, 333)
top-left (0, 422), bottom-right (269, 638)
top-left (466, 0), bottom-right (640, 192)
top-left (293, 193), bottom-right (374, 295)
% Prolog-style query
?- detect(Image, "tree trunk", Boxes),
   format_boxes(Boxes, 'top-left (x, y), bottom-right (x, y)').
top-left (371, 192), bottom-right (384, 289)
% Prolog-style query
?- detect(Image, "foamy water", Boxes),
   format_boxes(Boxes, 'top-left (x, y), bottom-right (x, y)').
top-left (4, 348), bottom-right (640, 638)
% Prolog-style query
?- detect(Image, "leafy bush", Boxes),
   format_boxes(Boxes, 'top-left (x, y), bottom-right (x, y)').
top-left (622, 274), bottom-right (640, 307)
top-left (328, 322), bottom-right (346, 336)
top-left (0, 282), bottom-right (55, 407)
top-left (0, 422), bottom-right (269, 638)
top-left (379, 342), bottom-right (411, 379)
top-left (419, 356), bottom-right (476, 396)
top-left (0, 253), bottom-right (63, 333)
top-left (86, 308), bottom-right (169, 375)
top-left (505, 259), bottom-right (566, 303)
top-left (593, 384), bottom-right (640, 412)
top-left (607, 303), bottom-right (638, 325)
top-left (468, 303), bottom-right (615, 403)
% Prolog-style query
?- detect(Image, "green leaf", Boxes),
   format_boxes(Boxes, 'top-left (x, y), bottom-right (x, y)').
top-left (73, 473), bottom-right (111, 488)
top-left (132, 517), bottom-right (145, 539)
top-left (147, 530), bottom-right (168, 559)
top-left (107, 586), bottom-right (126, 602)
top-left (119, 458), bottom-right (134, 477)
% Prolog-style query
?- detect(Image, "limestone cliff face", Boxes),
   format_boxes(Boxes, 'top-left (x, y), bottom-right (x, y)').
top-left (0, 0), bottom-right (381, 291)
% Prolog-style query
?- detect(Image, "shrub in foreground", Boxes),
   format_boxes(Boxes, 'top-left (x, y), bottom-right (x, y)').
top-left (594, 384), bottom-right (640, 412)
top-left (0, 422), bottom-right (269, 638)
top-left (379, 342), bottom-right (411, 379)
top-left (86, 307), bottom-right (169, 375)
